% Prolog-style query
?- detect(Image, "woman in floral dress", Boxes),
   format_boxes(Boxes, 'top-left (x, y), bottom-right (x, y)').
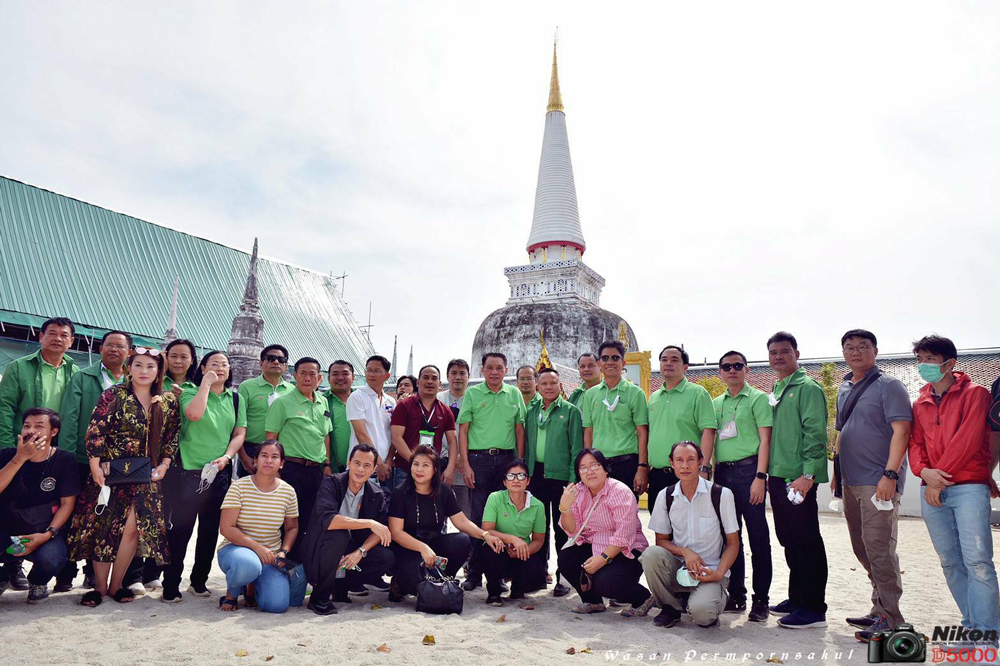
top-left (68, 348), bottom-right (179, 606)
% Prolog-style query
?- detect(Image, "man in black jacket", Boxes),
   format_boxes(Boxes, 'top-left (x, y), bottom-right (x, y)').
top-left (303, 443), bottom-right (394, 615)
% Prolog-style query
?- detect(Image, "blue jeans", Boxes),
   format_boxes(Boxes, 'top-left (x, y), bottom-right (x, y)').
top-left (390, 467), bottom-right (409, 494)
top-left (922, 484), bottom-right (1000, 632)
top-left (0, 532), bottom-right (68, 586)
top-left (217, 545), bottom-right (307, 613)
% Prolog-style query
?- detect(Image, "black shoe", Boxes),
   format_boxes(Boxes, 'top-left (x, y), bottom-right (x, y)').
top-left (749, 600), bottom-right (769, 622)
top-left (653, 606), bottom-right (681, 628)
top-left (53, 580), bottom-right (74, 593)
top-left (508, 591), bottom-right (526, 600)
top-left (553, 582), bottom-right (571, 597)
top-left (161, 587), bottom-right (183, 603)
top-left (365, 578), bottom-right (391, 593)
top-left (27, 584), bottom-right (50, 604)
top-left (387, 580), bottom-right (404, 603)
top-left (6, 562), bottom-right (28, 591)
top-left (333, 592), bottom-right (353, 604)
top-left (699, 618), bottom-right (721, 628)
top-left (854, 616), bottom-right (891, 643)
top-left (187, 583), bottom-right (211, 597)
top-left (724, 598), bottom-right (746, 614)
top-left (82, 574), bottom-right (96, 590)
top-left (846, 613), bottom-right (878, 629)
top-left (486, 595), bottom-right (504, 607)
top-left (769, 599), bottom-right (797, 617)
top-left (347, 585), bottom-right (369, 598)
top-left (308, 599), bottom-right (338, 615)
top-left (461, 579), bottom-right (481, 592)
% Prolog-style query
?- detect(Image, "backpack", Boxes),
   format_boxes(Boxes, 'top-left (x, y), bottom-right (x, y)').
top-left (663, 482), bottom-right (727, 556)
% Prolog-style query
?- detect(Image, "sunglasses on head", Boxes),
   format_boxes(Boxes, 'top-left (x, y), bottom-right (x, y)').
top-left (133, 347), bottom-right (161, 357)
top-left (505, 472), bottom-right (528, 481)
top-left (264, 354), bottom-right (288, 364)
top-left (720, 362), bottom-right (745, 372)
top-left (600, 354), bottom-right (622, 362)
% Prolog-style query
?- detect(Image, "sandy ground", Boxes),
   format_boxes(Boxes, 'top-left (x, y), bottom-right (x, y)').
top-left (0, 511), bottom-right (991, 666)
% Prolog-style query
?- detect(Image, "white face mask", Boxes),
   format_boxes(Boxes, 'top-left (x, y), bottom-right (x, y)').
top-left (197, 463), bottom-right (219, 494)
top-left (95, 484), bottom-right (111, 515)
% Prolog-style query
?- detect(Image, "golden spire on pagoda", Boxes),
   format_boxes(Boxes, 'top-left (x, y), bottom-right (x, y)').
top-left (618, 321), bottom-right (629, 352)
top-left (547, 35), bottom-right (564, 113)
top-left (536, 326), bottom-right (553, 373)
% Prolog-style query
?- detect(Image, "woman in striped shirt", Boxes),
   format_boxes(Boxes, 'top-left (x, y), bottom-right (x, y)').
top-left (557, 449), bottom-right (653, 616)
top-left (216, 440), bottom-right (305, 612)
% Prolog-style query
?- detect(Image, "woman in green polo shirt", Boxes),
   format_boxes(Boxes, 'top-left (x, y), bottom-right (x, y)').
top-left (162, 339), bottom-right (197, 398)
top-left (480, 459), bottom-right (547, 606)
top-left (161, 350), bottom-right (246, 603)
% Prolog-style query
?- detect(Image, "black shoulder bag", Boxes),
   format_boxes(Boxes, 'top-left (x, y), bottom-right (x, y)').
top-left (415, 563), bottom-right (464, 615)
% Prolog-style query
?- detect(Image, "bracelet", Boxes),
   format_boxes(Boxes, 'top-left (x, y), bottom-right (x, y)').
top-left (481, 531), bottom-right (491, 540)
top-left (224, 453), bottom-right (233, 462)
top-left (558, 506), bottom-right (571, 513)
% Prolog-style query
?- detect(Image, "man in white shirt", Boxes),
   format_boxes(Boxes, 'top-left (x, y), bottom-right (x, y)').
top-left (346, 355), bottom-right (396, 497)
top-left (640, 441), bottom-right (740, 629)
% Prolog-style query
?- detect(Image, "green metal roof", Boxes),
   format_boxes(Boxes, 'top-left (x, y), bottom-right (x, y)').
top-left (0, 176), bottom-right (374, 369)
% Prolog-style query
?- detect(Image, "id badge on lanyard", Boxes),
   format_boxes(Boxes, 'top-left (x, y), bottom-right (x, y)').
top-left (419, 430), bottom-right (434, 448)
top-left (268, 391), bottom-right (280, 407)
top-left (719, 419), bottom-right (738, 440)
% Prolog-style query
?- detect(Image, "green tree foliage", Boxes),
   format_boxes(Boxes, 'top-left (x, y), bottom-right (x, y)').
top-left (818, 362), bottom-right (839, 460)
top-left (695, 376), bottom-right (727, 399)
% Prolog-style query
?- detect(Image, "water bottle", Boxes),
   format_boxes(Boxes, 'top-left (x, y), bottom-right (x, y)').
top-left (6, 536), bottom-right (29, 555)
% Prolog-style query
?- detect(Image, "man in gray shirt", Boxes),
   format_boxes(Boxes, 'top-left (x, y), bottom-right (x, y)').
top-left (439, 359), bottom-right (472, 517)
top-left (833, 329), bottom-right (912, 642)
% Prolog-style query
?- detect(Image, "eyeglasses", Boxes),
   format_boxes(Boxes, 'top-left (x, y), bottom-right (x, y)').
top-left (133, 347), bottom-right (161, 357)
top-left (600, 355), bottom-right (622, 362)
top-left (264, 354), bottom-right (288, 363)
top-left (579, 463), bottom-right (603, 474)
top-left (505, 472), bottom-right (528, 481)
top-left (843, 345), bottom-right (873, 354)
top-left (720, 363), bottom-right (746, 372)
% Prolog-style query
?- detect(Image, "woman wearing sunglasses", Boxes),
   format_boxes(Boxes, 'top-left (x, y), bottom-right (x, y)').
top-left (216, 440), bottom-right (305, 612)
top-left (161, 351), bottom-right (246, 603)
top-left (68, 348), bottom-right (180, 607)
top-left (556, 449), bottom-right (653, 616)
top-left (479, 459), bottom-right (547, 606)
top-left (387, 446), bottom-right (505, 602)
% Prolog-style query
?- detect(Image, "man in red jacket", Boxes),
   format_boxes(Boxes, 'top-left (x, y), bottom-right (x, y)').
top-left (908, 335), bottom-right (999, 639)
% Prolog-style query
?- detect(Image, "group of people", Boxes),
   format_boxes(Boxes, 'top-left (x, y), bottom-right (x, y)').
top-left (0, 319), bottom-right (998, 647)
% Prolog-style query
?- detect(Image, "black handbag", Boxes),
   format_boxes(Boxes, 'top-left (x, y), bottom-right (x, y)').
top-left (415, 564), bottom-right (464, 615)
top-left (102, 457), bottom-right (152, 485)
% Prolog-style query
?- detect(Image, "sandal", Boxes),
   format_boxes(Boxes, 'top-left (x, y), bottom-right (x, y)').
top-left (571, 603), bottom-right (606, 614)
top-left (219, 596), bottom-right (238, 611)
top-left (112, 588), bottom-right (135, 603)
top-left (81, 590), bottom-right (103, 607)
top-left (620, 596), bottom-right (656, 618)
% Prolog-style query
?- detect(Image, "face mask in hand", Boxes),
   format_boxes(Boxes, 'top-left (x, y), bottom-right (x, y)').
top-left (197, 462), bottom-right (220, 494)
top-left (95, 484), bottom-right (111, 515)
top-left (917, 362), bottom-right (947, 383)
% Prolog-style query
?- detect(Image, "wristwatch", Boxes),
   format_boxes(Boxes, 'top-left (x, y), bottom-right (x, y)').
top-left (358, 546), bottom-right (368, 558)
top-left (322, 461), bottom-right (332, 468)
top-left (699, 466), bottom-right (713, 479)
top-left (803, 473), bottom-right (815, 481)
top-left (755, 472), bottom-right (767, 480)
top-left (600, 552), bottom-right (612, 563)
top-left (45, 526), bottom-right (59, 537)
top-left (637, 462), bottom-right (650, 469)
top-left (276, 548), bottom-right (288, 557)
top-left (224, 453), bottom-right (233, 462)
top-left (882, 469), bottom-right (899, 480)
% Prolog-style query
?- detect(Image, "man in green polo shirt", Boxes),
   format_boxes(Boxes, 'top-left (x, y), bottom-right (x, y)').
top-left (325, 359), bottom-right (355, 471)
top-left (235, 344), bottom-right (294, 477)
top-left (711, 350), bottom-right (773, 621)
top-left (526, 367), bottom-right (583, 597)
top-left (567, 352), bottom-right (601, 409)
top-left (582, 340), bottom-right (649, 497)
top-left (457, 352), bottom-right (526, 590)
top-left (647, 345), bottom-right (716, 505)
top-left (265, 356), bottom-right (332, 559)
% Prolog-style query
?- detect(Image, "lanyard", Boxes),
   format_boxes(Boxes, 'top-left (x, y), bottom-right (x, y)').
top-left (420, 400), bottom-right (438, 431)
top-left (415, 492), bottom-right (440, 529)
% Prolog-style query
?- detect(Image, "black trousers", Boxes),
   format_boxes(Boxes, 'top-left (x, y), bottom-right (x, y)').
top-left (768, 476), bottom-right (827, 613)
top-left (311, 530), bottom-right (394, 604)
top-left (391, 533), bottom-right (471, 596)
top-left (714, 456), bottom-right (771, 603)
top-left (466, 449), bottom-right (515, 580)
top-left (606, 453), bottom-right (640, 499)
top-left (163, 470), bottom-right (228, 590)
top-left (279, 461), bottom-right (324, 561)
top-left (647, 466), bottom-right (679, 510)
top-left (482, 547), bottom-right (547, 596)
top-left (531, 464), bottom-right (568, 577)
top-left (557, 543), bottom-right (649, 607)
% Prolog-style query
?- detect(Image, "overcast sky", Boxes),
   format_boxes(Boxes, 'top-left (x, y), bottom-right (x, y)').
top-left (3, 2), bottom-right (999, 371)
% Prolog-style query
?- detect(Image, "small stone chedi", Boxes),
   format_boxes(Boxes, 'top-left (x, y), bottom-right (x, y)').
top-left (471, 41), bottom-right (638, 377)
top-left (228, 238), bottom-right (266, 387)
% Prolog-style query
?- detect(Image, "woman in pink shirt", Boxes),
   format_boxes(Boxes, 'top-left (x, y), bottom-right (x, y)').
top-left (557, 449), bottom-right (653, 615)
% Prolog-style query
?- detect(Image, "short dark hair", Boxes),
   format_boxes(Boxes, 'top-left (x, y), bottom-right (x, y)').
top-left (841, 329), bottom-right (877, 347)
top-left (766, 331), bottom-right (798, 350)
top-left (396, 375), bottom-right (417, 392)
top-left (194, 351), bottom-right (233, 388)
top-left (366, 355), bottom-right (391, 372)
top-left (294, 357), bottom-right (322, 372)
top-left (597, 340), bottom-right (626, 358)
top-left (574, 448), bottom-right (611, 478)
top-left (164, 339), bottom-right (198, 381)
top-left (405, 445), bottom-right (441, 497)
top-left (417, 364), bottom-right (440, 378)
top-left (101, 330), bottom-right (133, 347)
top-left (516, 365), bottom-right (536, 379)
top-left (577, 352), bottom-right (598, 365)
top-left (659, 345), bottom-right (689, 365)
top-left (719, 350), bottom-right (748, 366)
top-left (260, 344), bottom-right (289, 361)
top-left (41, 317), bottom-right (75, 337)
top-left (503, 458), bottom-right (530, 477)
top-left (912, 335), bottom-right (958, 361)
top-left (328, 359), bottom-right (354, 374)
top-left (669, 440), bottom-right (704, 462)
top-left (481, 352), bottom-right (508, 367)
top-left (257, 439), bottom-right (285, 461)
top-left (22, 408), bottom-right (61, 446)
top-left (446, 358), bottom-right (470, 374)
top-left (537, 367), bottom-right (559, 379)
top-left (348, 442), bottom-right (379, 464)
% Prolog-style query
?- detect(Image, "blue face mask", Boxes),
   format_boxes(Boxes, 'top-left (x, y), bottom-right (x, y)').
top-left (917, 362), bottom-right (946, 383)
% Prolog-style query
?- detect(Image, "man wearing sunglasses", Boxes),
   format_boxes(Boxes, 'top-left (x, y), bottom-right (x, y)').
top-left (711, 350), bottom-right (773, 622)
top-left (647, 345), bottom-right (716, 511)
top-left (235, 345), bottom-right (294, 477)
top-left (581, 341), bottom-right (649, 498)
